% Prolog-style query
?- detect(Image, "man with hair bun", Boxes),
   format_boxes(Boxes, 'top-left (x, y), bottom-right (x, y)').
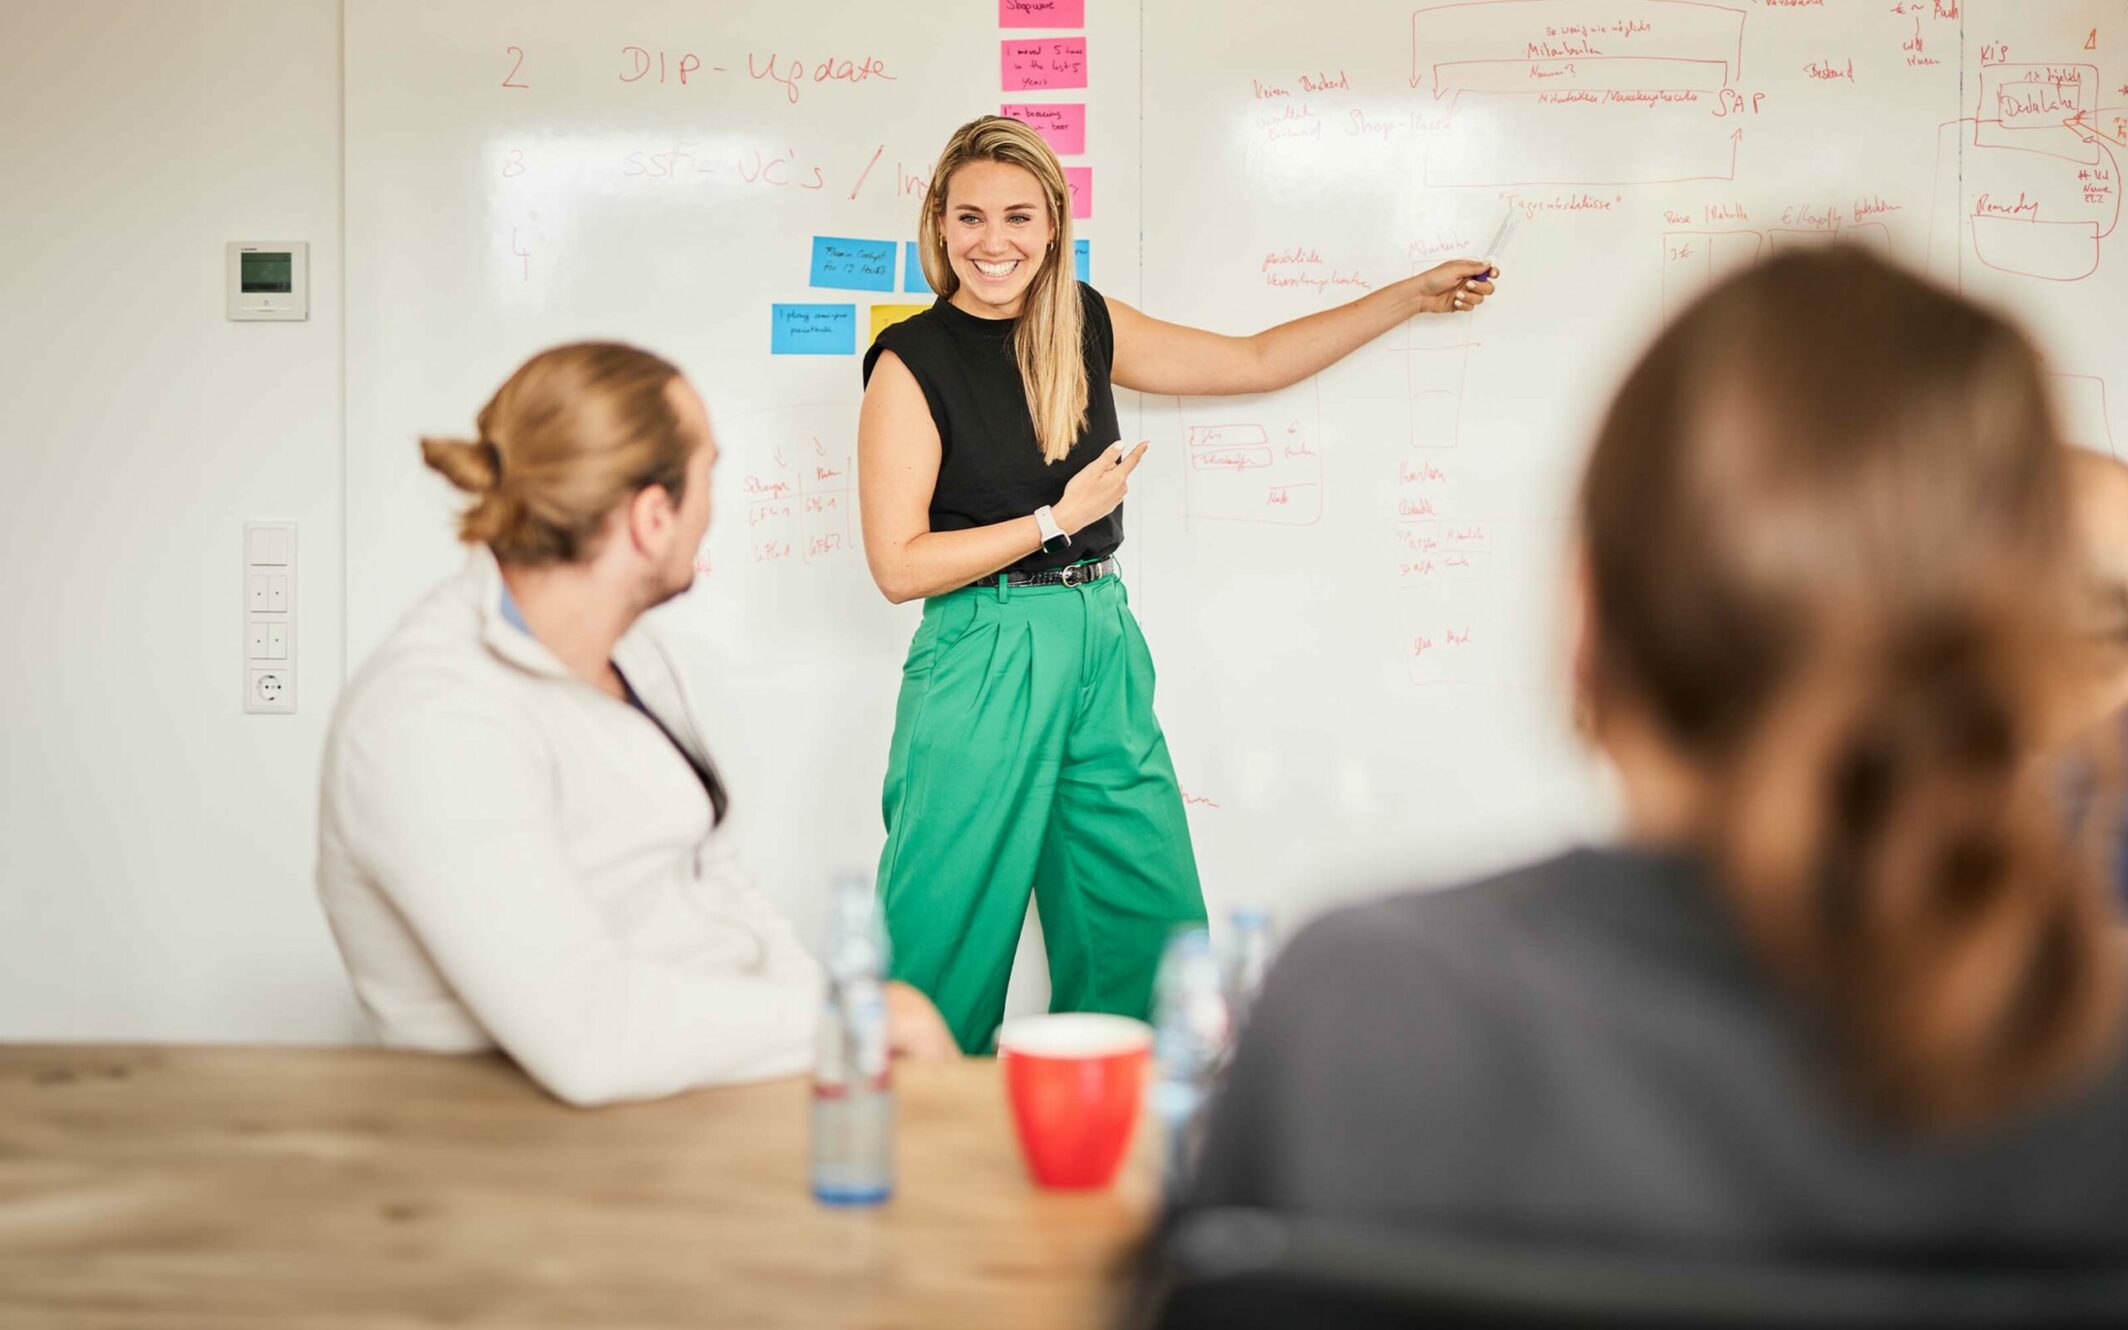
top-left (317, 342), bottom-right (956, 1108)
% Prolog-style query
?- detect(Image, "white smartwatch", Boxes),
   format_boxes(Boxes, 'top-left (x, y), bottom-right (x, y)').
top-left (1034, 504), bottom-right (1070, 555)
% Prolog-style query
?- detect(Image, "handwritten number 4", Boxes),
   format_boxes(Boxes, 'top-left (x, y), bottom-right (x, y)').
top-left (504, 46), bottom-right (530, 89)
top-left (2087, 29), bottom-right (2098, 51)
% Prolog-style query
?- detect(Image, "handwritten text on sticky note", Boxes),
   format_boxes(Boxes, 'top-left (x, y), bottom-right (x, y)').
top-left (999, 0), bottom-right (1085, 27)
top-left (1064, 167), bottom-right (1092, 219)
top-left (809, 237), bottom-right (897, 293)
top-left (1075, 238), bottom-right (1090, 283)
top-left (771, 304), bottom-right (857, 355)
top-left (1002, 38), bottom-right (1088, 92)
top-left (1001, 103), bottom-right (1085, 155)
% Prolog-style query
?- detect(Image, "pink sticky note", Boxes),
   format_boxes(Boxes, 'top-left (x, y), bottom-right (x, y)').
top-left (1064, 166), bottom-right (1092, 219)
top-left (1002, 38), bottom-right (1088, 92)
top-left (999, 0), bottom-right (1086, 26)
top-left (1001, 102), bottom-right (1086, 155)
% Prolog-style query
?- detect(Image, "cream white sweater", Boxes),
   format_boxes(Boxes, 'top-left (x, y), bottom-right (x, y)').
top-left (316, 548), bottom-right (820, 1106)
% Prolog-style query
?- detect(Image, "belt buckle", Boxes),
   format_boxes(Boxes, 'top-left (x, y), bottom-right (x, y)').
top-left (1060, 563), bottom-right (1087, 587)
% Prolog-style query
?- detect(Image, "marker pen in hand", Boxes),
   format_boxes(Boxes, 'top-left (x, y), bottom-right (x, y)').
top-left (1481, 204), bottom-right (1520, 280)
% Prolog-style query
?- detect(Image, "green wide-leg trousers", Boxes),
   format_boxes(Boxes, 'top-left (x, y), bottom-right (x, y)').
top-left (877, 573), bottom-right (1207, 1054)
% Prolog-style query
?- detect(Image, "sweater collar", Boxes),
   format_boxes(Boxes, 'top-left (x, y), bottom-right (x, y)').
top-left (463, 544), bottom-right (715, 771)
top-left (469, 545), bottom-right (570, 679)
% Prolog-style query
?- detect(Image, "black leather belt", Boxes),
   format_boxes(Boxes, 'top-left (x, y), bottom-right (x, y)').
top-left (978, 556), bottom-right (1118, 589)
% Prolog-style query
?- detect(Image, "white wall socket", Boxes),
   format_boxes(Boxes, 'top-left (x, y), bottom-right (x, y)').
top-left (243, 522), bottom-right (296, 714)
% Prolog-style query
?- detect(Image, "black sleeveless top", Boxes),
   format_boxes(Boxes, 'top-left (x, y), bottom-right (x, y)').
top-left (862, 281), bottom-right (1123, 578)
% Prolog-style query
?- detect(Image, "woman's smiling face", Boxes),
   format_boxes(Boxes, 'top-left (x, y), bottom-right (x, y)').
top-left (941, 159), bottom-right (1054, 320)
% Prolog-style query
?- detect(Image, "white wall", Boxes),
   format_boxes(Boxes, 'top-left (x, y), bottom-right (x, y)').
top-left (0, 0), bottom-right (360, 1040)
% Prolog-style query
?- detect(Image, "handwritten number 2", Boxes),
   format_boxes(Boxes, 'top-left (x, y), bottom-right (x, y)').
top-left (503, 46), bottom-right (530, 90)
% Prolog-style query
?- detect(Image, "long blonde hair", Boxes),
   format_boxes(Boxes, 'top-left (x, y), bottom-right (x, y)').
top-left (918, 116), bottom-right (1085, 464)
top-left (420, 342), bottom-right (690, 564)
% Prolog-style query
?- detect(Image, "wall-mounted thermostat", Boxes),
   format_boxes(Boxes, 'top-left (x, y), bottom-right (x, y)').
top-left (226, 241), bottom-right (308, 321)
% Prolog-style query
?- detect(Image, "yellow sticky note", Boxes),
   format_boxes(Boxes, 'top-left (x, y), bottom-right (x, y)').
top-left (870, 304), bottom-right (929, 343)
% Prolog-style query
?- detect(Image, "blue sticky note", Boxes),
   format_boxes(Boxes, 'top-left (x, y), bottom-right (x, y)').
top-left (1075, 238), bottom-right (1090, 283)
top-left (771, 304), bottom-right (857, 355)
top-left (903, 241), bottom-right (933, 295)
top-left (809, 237), bottom-right (897, 293)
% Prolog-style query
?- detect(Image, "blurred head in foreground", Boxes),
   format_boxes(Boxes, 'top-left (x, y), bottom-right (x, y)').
top-left (1577, 246), bottom-right (2122, 1130)
top-left (2067, 447), bottom-right (2128, 731)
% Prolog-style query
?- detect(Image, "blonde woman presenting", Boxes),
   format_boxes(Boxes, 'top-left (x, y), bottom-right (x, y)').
top-left (858, 116), bottom-right (1498, 1053)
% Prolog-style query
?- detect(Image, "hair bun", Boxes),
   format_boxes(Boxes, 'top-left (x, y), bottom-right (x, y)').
top-left (419, 434), bottom-right (502, 496)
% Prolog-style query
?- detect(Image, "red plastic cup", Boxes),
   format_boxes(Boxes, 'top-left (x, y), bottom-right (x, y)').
top-left (997, 1013), bottom-right (1154, 1190)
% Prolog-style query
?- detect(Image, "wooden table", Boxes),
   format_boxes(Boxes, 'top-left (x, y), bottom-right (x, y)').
top-left (0, 1045), bottom-right (1160, 1329)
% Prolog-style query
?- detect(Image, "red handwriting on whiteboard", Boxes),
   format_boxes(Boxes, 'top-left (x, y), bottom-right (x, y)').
top-left (747, 52), bottom-right (896, 105)
top-left (623, 147), bottom-right (718, 180)
top-left (621, 47), bottom-right (718, 84)
top-left (1779, 202), bottom-right (1842, 230)
top-left (741, 430), bottom-right (859, 568)
top-left (1266, 268), bottom-right (1372, 294)
top-left (1712, 89), bottom-right (1766, 117)
top-left (1974, 192), bottom-right (2039, 218)
top-left (1257, 102), bottom-right (1322, 142)
top-left (502, 46), bottom-right (529, 89)
top-left (847, 146), bottom-right (884, 200)
top-left (734, 149), bottom-right (825, 190)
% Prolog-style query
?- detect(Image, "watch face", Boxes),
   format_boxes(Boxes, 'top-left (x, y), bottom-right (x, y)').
top-left (1043, 533), bottom-right (1070, 554)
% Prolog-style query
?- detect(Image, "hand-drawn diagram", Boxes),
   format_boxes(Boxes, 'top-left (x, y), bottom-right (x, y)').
top-left (720, 403), bottom-right (858, 566)
top-left (1963, 63), bottom-right (2120, 282)
top-left (1922, 42), bottom-right (2124, 465)
top-left (1411, 0), bottom-right (1750, 188)
top-left (1397, 516), bottom-right (1565, 688)
top-left (1382, 286), bottom-right (1567, 688)
top-left (1177, 378), bottom-right (1324, 526)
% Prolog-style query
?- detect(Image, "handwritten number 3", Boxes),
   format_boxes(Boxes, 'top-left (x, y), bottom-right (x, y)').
top-left (504, 46), bottom-right (530, 90)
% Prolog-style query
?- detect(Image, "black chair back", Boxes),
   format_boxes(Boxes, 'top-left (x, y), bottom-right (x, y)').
top-left (1127, 1208), bottom-right (2128, 1330)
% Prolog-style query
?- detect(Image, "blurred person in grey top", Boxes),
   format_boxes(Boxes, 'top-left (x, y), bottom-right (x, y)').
top-left (1181, 249), bottom-right (2128, 1259)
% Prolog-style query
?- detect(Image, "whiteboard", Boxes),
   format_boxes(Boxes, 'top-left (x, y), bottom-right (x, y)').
top-left (347, 1), bottom-right (2128, 997)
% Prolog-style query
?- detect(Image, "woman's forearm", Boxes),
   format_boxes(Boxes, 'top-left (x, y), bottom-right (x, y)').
top-left (871, 514), bottom-right (1043, 603)
top-left (1245, 276), bottom-right (1434, 391)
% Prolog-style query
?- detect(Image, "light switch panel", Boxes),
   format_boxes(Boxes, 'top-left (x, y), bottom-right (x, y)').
top-left (243, 522), bottom-right (296, 714)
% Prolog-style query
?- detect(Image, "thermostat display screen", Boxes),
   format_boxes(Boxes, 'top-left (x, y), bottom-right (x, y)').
top-left (240, 252), bottom-right (293, 293)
